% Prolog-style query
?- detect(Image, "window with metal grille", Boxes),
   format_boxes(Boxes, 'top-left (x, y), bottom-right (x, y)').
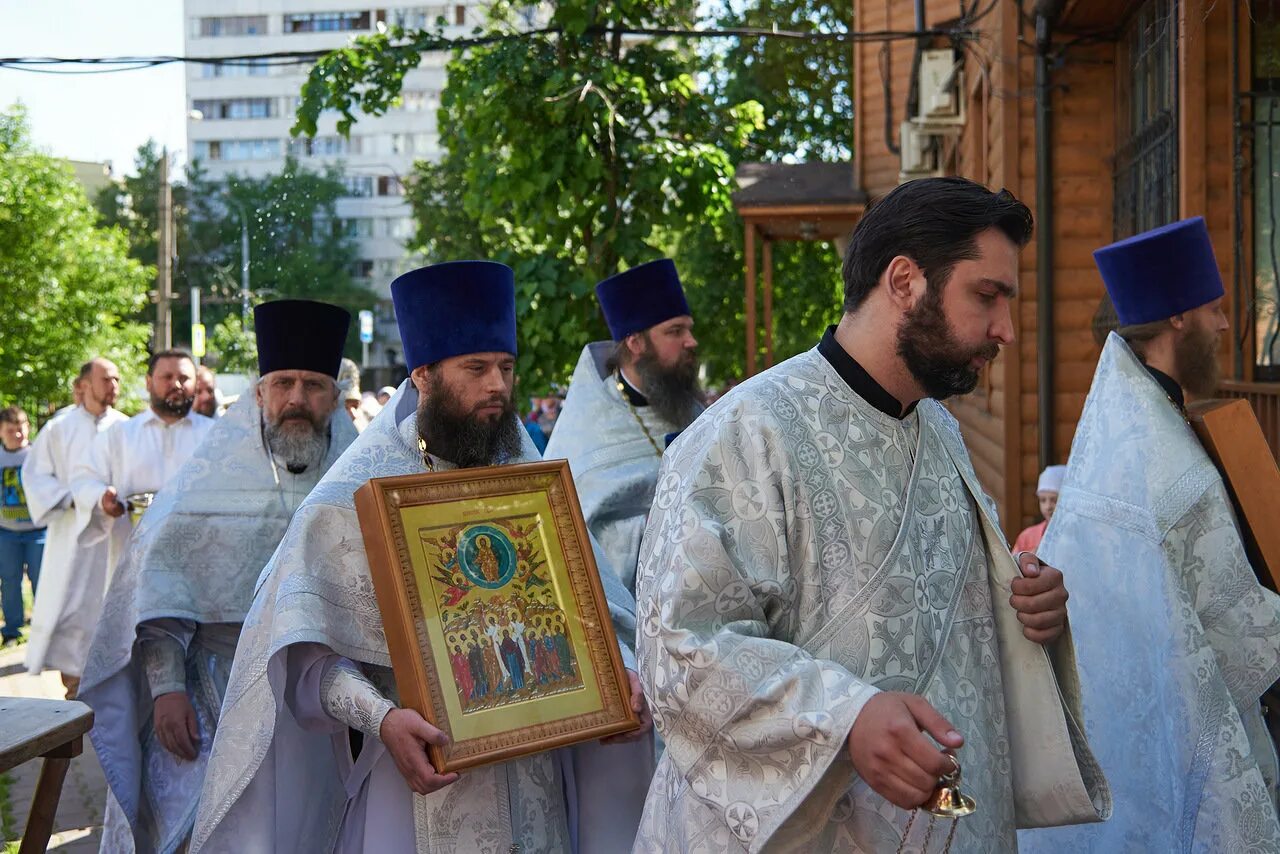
top-left (1113, 0), bottom-right (1179, 239)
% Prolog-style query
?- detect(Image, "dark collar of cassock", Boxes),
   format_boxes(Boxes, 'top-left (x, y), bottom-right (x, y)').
top-left (818, 325), bottom-right (918, 420)
top-left (1142, 363), bottom-right (1186, 411)
top-left (617, 370), bottom-right (649, 406)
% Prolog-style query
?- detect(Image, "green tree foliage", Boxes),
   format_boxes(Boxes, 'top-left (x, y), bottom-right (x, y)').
top-left (93, 140), bottom-right (185, 271)
top-left (296, 1), bottom-right (763, 393)
top-left (0, 106), bottom-right (152, 418)
top-left (695, 0), bottom-right (850, 374)
top-left (205, 313), bottom-right (258, 374)
top-left (98, 145), bottom-right (377, 367)
top-left (295, 1), bottom-right (853, 389)
top-left (189, 157), bottom-right (375, 362)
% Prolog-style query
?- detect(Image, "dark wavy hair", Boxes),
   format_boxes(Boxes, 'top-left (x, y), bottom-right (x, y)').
top-left (841, 177), bottom-right (1034, 312)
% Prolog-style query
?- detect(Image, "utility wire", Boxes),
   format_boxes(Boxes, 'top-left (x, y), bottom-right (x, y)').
top-left (0, 24), bottom-right (978, 75)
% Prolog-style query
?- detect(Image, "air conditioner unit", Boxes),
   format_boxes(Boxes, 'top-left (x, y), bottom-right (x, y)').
top-left (914, 48), bottom-right (965, 130)
top-left (898, 121), bottom-right (941, 182)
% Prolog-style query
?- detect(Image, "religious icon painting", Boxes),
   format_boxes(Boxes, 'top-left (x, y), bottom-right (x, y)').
top-left (354, 460), bottom-right (639, 772)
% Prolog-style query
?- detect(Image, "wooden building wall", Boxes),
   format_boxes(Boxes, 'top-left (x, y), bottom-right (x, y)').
top-left (853, 0), bottom-right (1027, 528)
top-left (1008, 40), bottom-right (1116, 529)
top-left (851, 0), bottom-right (1254, 536)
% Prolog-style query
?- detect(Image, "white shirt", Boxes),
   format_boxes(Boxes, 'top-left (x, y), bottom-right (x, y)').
top-left (21, 405), bottom-right (129, 675)
top-left (74, 408), bottom-right (213, 501)
top-left (72, 408), bottom-right (214, 558)
top-left (22, 406), bottom-right (129, 523)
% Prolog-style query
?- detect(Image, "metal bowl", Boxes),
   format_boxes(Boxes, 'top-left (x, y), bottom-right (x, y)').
top-left (124, 492), bottom-right (155, 526)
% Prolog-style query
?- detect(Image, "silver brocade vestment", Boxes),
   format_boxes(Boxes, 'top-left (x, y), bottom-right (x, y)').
top-left (80, 394), bottom-right (357, 853)
top-left (633, 347), bottom-right (1108, 853)
top-left (1019, 334), bottom-right (1280, 853)
top-left (543, 341), bottom-right (695, 595)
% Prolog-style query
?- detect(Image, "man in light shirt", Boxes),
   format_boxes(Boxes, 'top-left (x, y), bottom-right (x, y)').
top-left (63, 350), bottom-right (213, 693)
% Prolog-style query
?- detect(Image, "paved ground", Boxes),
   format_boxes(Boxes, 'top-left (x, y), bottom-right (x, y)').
top-left (0, 643), bottom-right (106, 852)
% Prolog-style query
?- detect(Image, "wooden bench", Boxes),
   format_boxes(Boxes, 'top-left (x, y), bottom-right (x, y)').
top-left (0, 697), bottom-right (94, 853)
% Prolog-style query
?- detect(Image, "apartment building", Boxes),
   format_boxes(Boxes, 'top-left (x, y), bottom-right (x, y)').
top-left (184, 1), bottom-right (484, 366)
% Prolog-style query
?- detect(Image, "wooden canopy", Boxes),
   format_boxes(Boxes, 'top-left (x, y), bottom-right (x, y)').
top-left (732, 161), bottom-right (867, 375)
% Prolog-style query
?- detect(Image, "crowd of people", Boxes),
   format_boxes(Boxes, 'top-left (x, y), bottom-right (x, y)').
top-left (0, 175), bottom-right (1275, 852)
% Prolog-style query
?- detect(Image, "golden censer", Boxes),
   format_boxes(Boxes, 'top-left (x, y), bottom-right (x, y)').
top-left (895, 756), bottom-right (977, 854)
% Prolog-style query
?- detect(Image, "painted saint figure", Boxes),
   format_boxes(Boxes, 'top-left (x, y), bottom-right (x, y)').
top-left (467, 638), bottom-right (488, 699)
top-left (481, 637), bottom-right (503, 695)
top-left (541, 634), bottom-right (558, 684)
top-left (450, 644), bottom-right (474, 704)
top-left (553, 625), bottom-right (574, 678)
top-left (500, 629), bottom-right (525, 691)
top-left (474, 534), bottom-right (501, 583)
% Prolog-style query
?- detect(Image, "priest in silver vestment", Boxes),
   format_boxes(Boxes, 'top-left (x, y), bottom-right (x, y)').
top-left (634, 177), bottom-right (1111, 853)
top-left (1020, 218), bottom-right (1280, 852)
top-left (544, 258), bottom-right (704, 596)
top-left (191, 261), bottom-right (652, 854)
top-left (542, 259), bottom-right (701, 823)
top-left (79, 300), bottom-right (356, 853)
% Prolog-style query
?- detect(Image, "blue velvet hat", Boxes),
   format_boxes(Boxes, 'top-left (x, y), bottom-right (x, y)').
top-left (254, 299), bottom-right (351, 378)
top-left (1093, 217), bottom-right (1225, 326)
top-left (595, 259), bottom-right (692, 341)
top-left (391, 261), bottom-right (517, 369)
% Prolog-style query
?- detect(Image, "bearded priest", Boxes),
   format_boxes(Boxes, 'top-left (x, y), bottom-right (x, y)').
top-left (190, 261), bottom-right (652, 854)
top-left (544, 258), bottom-right (704, 597)
top-left (633, 177), bottom-right (1111, 852)
top-left (79, 300), bottom-right (356, 853)
top-left (1019, 217), bottom-right (1280, 852)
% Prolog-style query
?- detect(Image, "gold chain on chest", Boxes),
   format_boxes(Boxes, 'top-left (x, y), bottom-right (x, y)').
top-left (417, 436), bottom-right (437, 471)
top-left (617, 375), bottom-right (663, 458)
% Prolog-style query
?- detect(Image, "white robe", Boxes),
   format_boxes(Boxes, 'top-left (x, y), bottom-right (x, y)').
top-left (633, 347), bottom-right (1109, 852)
top-left (70, 407), bottom-right (213, 590)
top-left (191, 381), bottom-right (648, 854)
top-left (80, 396), bottom-right (356, 854)
top-left (22, 405), bottom-right (128, 675)
top-left (1019, 334), bottom-right (1280, 853)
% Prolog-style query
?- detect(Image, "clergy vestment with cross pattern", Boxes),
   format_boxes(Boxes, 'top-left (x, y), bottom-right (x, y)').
top-left (633, 345), bottom-right (1109, 853)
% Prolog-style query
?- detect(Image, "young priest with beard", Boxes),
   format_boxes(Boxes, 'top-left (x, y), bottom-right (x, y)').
top-left (544, 258), bottom-right (704, 599)
top-left (191, 261), bottom-right (652, 854)
top-left (1020, 217), bottom-right (1280, 852)
top-left (634, 177), bottom-right (1110, 852)
top-left (79, 300), bottom-right (356, 854)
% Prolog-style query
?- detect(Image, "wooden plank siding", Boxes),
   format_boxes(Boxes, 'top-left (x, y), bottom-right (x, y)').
top-left (848, 0), bottom-right (1258, 537)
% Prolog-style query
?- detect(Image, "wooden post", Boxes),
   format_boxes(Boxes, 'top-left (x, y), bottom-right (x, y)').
top-left (1178, 0), bottom-right (1207, 221)
top-left (763, 238), bottom-right (774, 368)
top-left (745, 222), bottom-right (757, 377)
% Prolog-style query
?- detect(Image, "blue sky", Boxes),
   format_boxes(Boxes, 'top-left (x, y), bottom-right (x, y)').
top-left (0, 0), bottom-right (187, 175)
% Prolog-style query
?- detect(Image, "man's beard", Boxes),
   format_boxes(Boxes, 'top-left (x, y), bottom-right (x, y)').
top-left (1174, 322), bottom-right (1222, 399)
top-left (194, 397), bottom-right (217, 418)
top-left (263, 408), bottom-right (330, 472)
top-left (152, 389), bottom-right (194, 418)
top-left (90, 387), bottom-right (117, 409)
top-left (416, 379), bottom-right (523, 469)
top-left (896, 283), bottom-right (999, 401)
top-left (633, 348), bottom-right (704, 429)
